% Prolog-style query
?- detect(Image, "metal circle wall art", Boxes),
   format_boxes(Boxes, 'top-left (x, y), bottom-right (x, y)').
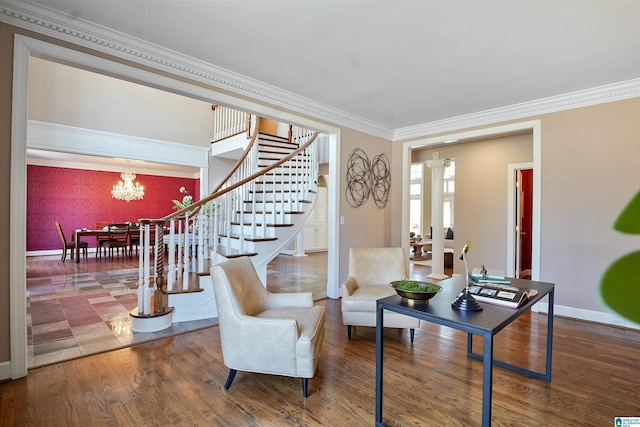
top-left (345, 148), bottom-right (390, 208)
top-left (370, 153), bottom-right (391, 208)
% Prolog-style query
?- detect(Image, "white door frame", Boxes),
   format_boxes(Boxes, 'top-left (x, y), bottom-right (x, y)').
top-left (401, 121), bottom-right (541, 281)
top-left (9, 35), bottom-right (341, 379)
top-left (507, 163), bottom-right (534, 278)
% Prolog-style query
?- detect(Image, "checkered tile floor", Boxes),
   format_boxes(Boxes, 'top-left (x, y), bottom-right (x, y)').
top-left (26, 268), bottom-right (216, 368)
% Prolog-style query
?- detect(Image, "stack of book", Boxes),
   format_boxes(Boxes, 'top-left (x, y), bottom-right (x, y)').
top-left (466, 267), bottom-right (538, 308)
top-left (467, 282), bottom-right (538, 308)
top-left (469, 267), bottom-right (510, 284)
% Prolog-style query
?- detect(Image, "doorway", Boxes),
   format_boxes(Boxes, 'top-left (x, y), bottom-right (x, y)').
top-left (507, 162), bottom-right (535, 279)
top-left (515, 168), bottom-right (533, 278)
top-left (10, 35), bottom-right (341, 379)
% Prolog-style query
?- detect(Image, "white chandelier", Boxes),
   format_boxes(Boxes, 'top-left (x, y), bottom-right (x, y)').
top-left (111, 169), bottom-right (144, 202)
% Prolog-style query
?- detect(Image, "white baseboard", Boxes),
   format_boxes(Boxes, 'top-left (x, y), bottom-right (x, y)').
top-left (533, 302), bottom-right (639, 330)
top-left (0, 360), bottom-right (11, 381)
top-left (27, 248), bottom-right (99, 257)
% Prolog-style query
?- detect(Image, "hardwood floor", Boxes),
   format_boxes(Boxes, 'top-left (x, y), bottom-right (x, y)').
top-left (3, 291), bottom-right (640, 425)
top-left (25, 251), bottom-right (331, 368)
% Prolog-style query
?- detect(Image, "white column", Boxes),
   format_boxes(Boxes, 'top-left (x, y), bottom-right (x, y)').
top-left (425, 153), bottom-right (450, 279)
top-left (294, 230), bottom-right (307, 257)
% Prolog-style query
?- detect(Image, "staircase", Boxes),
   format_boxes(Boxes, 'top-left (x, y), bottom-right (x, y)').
top-left (130, 113), bottom-right (319, 332)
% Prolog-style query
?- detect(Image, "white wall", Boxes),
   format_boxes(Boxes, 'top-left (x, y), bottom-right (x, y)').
top-left (28, 57), bottom-right (213, 147)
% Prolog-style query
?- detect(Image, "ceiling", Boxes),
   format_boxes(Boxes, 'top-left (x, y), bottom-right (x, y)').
top-left (19, 0), bottom-right (640, 134)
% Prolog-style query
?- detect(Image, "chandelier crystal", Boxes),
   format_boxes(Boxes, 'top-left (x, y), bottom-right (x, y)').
top-left (111, 169), bottom-right (144, 202)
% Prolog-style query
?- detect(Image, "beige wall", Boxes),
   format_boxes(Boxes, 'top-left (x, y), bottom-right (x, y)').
top-left (338, 128), bottom-right (394, 281)
top-left (393, 99), bottom-right (640, 318)
top-left (539, 99), bottom-right (640, 312)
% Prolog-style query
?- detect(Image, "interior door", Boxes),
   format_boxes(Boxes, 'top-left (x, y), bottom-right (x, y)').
top-left (515, 169), bottom-right (533, 278)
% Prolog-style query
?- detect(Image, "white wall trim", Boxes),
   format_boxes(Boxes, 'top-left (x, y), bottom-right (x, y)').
top-left (28, 120), bottom-right (209, 175)
top-left (0, 361), bottom-right (11, 381)
top-left (394, 78), bottom-right (640, 141)
top-left (9, 34), bottom-right (342, 379)
top-left (553, 304), bottom-right (640, 331)
top-left (9, 32), bottom-right (29, 380)
top-left (3, 1), bottom-right (640, 143)
top-left (506, 162), bottom-right (534, 278)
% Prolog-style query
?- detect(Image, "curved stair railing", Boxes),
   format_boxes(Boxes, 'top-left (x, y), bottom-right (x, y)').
top-left (133, 116), bottom-right (319, 323)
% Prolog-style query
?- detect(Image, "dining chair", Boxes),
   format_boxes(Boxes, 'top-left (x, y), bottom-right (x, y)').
top-left (55, 222), bottom-right (87, 263)
top-left (127, 222), bottom-right (140, 257)
top-left (94, 221), bottom-right (110, 258)
top-left (103, 223), bottom-right (129, 259)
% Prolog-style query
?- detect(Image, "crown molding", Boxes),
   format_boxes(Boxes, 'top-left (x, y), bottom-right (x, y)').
top-left (3, 1), bottom-right (640, 143)
top-left (393, 78), bottom-right (640, 141)
top-left (0, 0), bottom-right (394, 140)
top-left (27, 120), bottom-right (209, 173)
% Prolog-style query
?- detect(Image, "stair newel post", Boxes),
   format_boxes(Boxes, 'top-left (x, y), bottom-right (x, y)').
top-left (141, 219), bottom-right (152, 315)
top-left (137, 219), bottom-right (147, 314)
top-left (153, 219), bottom-right (167, 314)
top-left (137, 219), bottom-right (144, 294)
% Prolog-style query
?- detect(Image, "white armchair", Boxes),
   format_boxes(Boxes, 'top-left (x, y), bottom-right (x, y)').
top-left (210, 257), bottom-right (326, 398)
top-left (341, 247), bottom-right (420, 343)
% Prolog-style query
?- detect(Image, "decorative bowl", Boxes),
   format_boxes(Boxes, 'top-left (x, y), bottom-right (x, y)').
top-left (390, 280), bottom-right (442, 301)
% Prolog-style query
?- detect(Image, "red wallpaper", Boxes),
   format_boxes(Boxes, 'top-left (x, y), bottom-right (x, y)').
top-left (27, 165), bottom-right (199, 251)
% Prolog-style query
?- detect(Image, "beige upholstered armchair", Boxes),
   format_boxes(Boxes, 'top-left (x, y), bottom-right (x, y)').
top-left (210, 257), bottom-right (326, 398)
top-left (341, 247), bottom-right (420, 343)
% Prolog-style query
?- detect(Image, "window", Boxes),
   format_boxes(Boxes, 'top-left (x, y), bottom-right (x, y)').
top-left (443, 160), bottom-right (455, 228)
top-left (410, 164), bottom-right (423, 235)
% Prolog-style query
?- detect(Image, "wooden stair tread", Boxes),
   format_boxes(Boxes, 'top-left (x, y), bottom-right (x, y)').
top-left (230, 221), bottom-right (293, 227)
top-left (218, 233), bottom-right (277, 242)
top-left (214, 247), bottom-right (257, 258)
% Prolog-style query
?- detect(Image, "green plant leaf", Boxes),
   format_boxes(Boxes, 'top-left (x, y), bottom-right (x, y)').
top-left (614, 190), bottom-right (640, 234)
top-left (600, 250), bottom-right (640, 324)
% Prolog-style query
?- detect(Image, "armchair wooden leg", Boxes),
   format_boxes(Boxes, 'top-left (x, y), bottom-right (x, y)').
top-left (410, 328), bottom-right (415, 343)
top-left (302, 378), bottom-right (309, 398)
top-left (347, 325), bottom-right (352, 339)
top-left (224, 369), bottom-right (237, 390)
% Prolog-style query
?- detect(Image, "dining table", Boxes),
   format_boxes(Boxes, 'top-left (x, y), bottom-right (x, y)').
top-left (74, 226), bottom-right (170, 262)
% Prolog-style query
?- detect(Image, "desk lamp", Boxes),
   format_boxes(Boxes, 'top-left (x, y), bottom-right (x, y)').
top-left (451, 240), bottom-right (483, 311)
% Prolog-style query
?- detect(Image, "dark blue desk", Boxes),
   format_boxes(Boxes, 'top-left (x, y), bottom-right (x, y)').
top-left (375, 275), bottom-right (554, 427)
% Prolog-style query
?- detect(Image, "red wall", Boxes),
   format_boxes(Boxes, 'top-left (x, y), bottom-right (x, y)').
top-left (27, 165), bottom-right (199, 251)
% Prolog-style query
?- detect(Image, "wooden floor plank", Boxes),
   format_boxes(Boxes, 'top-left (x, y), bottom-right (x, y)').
top-left (3, 296), bottom-right (640, 426)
